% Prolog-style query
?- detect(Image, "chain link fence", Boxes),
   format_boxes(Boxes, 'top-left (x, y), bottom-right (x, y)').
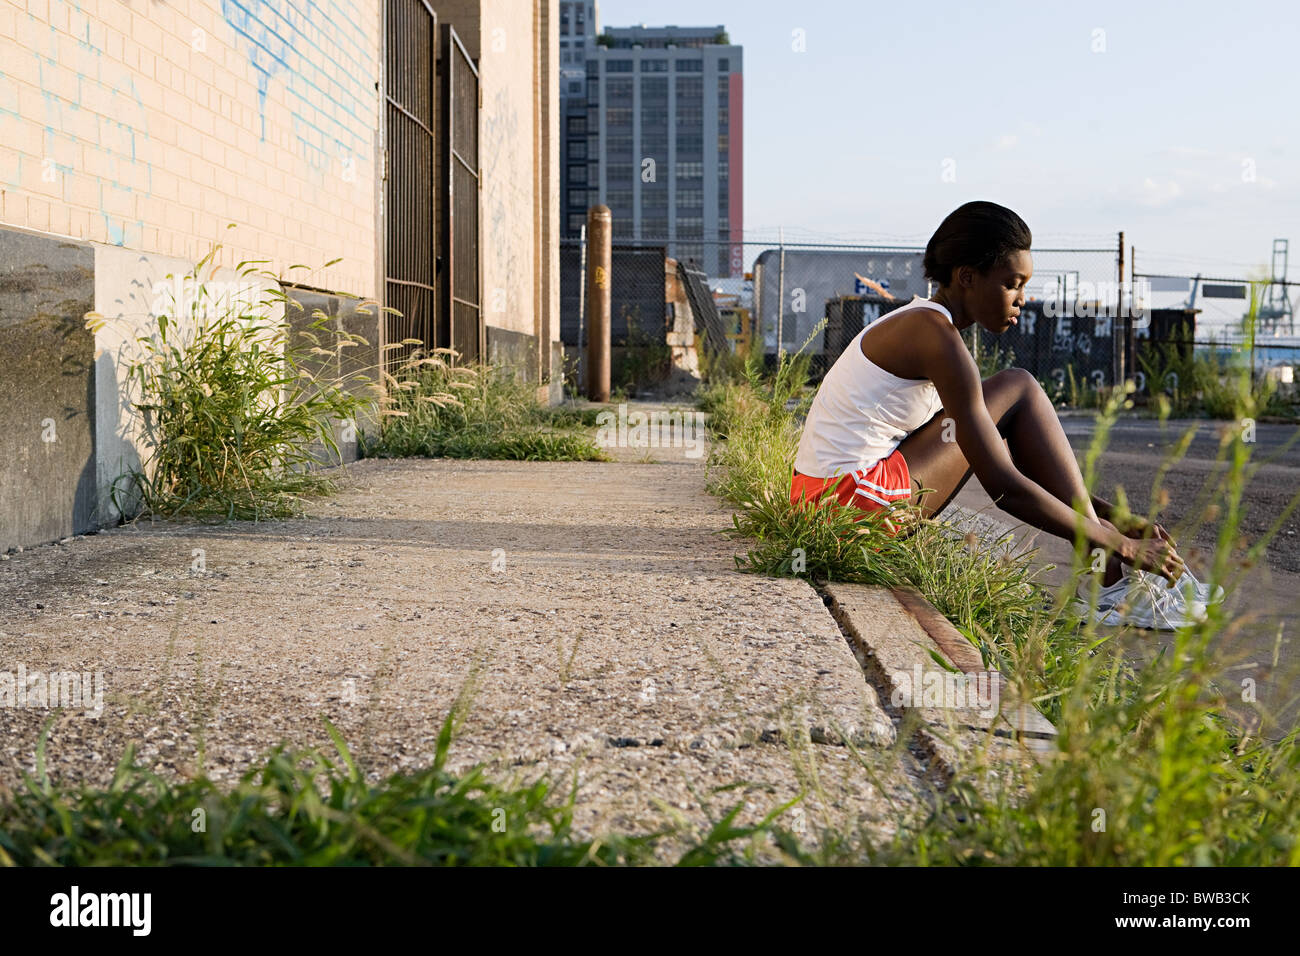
top-left (561, 235), bottom-right (1127, 388)
top-left (1123, 270), bottom-right (1300, 399)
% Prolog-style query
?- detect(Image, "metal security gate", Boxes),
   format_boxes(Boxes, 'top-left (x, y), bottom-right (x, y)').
top-left (384, 0), bottom-right (438, 370)
top-left (439, 25), bottom-right (482, 363)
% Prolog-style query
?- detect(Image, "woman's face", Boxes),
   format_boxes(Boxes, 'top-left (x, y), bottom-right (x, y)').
top-left (957, 249), bottom-right (1033, 334)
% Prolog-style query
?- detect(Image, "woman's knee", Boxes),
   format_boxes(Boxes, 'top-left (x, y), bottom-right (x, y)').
top-left (986, 367), bottom-right (1038, 396)
top-left (982, 367), bottom-right (1040, 425)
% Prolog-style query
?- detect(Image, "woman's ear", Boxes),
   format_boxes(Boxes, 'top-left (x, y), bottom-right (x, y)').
top-left (955, 265), bottom-right (973, 289)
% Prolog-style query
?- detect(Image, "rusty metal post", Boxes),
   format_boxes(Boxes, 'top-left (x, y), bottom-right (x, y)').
top-left (586, 205), bottom-right (612, 402)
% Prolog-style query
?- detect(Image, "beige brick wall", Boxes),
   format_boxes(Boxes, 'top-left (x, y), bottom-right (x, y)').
top-left (478, 0), bottom-right (536, 338)
top-left (1, 0), bottom-right (558, 345)
top-left (0, 0), bottom-right (383, 296)
top-left (455, 0), bottom-right (558, 346)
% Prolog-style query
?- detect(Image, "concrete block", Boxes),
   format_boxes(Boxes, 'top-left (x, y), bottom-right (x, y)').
top-left (0, 226), bottom-right (96, 552)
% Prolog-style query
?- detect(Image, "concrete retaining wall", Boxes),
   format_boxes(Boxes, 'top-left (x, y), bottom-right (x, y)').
top-left (0, 228), bottom-right (96, 552)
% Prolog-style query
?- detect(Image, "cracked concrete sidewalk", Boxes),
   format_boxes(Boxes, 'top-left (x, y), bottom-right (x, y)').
top-left (0, 449), bottom-right (936, 848)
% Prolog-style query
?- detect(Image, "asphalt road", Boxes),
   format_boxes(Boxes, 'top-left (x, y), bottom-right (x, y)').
top-left (1060, 415), bottom-right (1300, 573)
top-left (948, 414), bottom-right (1300, 737)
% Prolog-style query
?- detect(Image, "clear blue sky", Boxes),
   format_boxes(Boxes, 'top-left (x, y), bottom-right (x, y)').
top-left (596, 0), bottom-right (1299, 284)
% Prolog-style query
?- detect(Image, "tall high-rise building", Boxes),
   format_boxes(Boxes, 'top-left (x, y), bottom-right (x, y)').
top-left (559, 9), bottom-right (743, 277)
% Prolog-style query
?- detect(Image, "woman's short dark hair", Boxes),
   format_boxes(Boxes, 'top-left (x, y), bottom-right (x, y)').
top-left (923, 201), bottom-right (1032, 286)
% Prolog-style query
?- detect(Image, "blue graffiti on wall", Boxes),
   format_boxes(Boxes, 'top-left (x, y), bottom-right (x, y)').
top-left (220, 0), bottom-right (374, 175)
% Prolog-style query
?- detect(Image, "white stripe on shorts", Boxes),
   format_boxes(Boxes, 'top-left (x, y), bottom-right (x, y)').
top-left (853, 488), bottom-right (893, 507)
top-left (855, 475), bottom-right (911, 497)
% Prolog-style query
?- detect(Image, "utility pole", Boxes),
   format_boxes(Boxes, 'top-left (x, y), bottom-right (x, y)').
top-left (1116, 230), bottom-right (1126, 390)
top-left (1129, 241), bottom-right (1137, 385)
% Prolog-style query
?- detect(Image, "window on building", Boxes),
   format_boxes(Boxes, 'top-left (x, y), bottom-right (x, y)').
top-left (641, 59), bottom-right (668, 72)
top-left (641, 132), bottom-right (668, 159)
top-left (607, 163), bottom-right (635, 185)
top-left (569, 140), bottom-right (587, 160)
top-left (675, 243), bottom-right (702, 264)
top-left (675, 187), bottom-right (703, 209)
top-left (606, 134), bottom-right (633, 160)
top-left (568, 188), bottom-right (586, 207)
top-left (607, 59), bottom-right (633, 72)
top-left (675, 59), bottom-right (703, 72)
top-left (675, 134), bottom-right (704, 155)
top-left (568, 212), bottom-right (586, 233)
top-left (641, 77), bottom-right (667, 135)
top-left (606, 77), bottom-right (632, 103)
top-left (717, 58), bottom-right (729, 72)
top-left (567, 115), bottom-right (586, 134)
top-left (568, 165), bottom-right (588, 185)
top-left (676, 76), bottom-right (703, 99)
top-left (675, 106), bottom-right (703, 127)
top-left (607, 192), bottom-right (634, 233)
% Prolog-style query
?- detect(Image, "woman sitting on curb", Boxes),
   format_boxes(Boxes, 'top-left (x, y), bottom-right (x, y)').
top-left (790, 200), bottom-right (1220, 629)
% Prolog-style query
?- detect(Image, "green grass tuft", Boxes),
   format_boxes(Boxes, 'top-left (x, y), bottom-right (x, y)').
top-left (360, 348), bottom-right (608, 462)
top-left (92, 250), bottom-right (377, 522)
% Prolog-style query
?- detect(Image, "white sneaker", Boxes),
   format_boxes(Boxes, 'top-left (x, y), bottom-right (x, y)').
top-left (1089, 568), bottom-right (1216, 630)
top-left (1172, 568), bottom-right (1226, 607)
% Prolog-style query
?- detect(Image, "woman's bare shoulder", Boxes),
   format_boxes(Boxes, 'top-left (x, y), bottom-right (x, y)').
top-left (862, 306), bottom-right (957, 378)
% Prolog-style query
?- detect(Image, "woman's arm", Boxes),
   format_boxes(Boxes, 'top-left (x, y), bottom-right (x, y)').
top-left (915, 318), bottom-right (1175, 572)
top-left (1091, 494), bottom-right (1176, 544)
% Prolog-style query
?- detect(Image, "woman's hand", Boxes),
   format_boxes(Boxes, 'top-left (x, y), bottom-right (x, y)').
top-left (1118, 534), bottom-right (1185, 585)
top-left (1113, 512), bottom-right (1176, 547)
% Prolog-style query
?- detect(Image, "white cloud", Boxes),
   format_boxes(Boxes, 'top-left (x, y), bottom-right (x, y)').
top-left (1139, 177), bottom-right (1184, 207)
top-left (1159, 145), bottom-right (1215, 158)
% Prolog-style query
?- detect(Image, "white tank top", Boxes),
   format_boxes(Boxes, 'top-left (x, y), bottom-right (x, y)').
top-left (793, 296), bottom-right (954, 478)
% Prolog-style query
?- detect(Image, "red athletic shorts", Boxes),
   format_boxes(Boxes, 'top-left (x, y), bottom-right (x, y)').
top-left (790, 448), bottom-right (914, 536)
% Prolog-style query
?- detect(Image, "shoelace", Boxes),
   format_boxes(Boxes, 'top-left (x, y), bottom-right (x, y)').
top-left (1136, 571), bottom-right (1208, 626)
top-left (1138, 574), bottom-right (1179, 625)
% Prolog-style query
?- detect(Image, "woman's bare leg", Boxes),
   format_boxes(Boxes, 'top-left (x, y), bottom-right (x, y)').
top-left (895, 368), bottom-right (1125, 585)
